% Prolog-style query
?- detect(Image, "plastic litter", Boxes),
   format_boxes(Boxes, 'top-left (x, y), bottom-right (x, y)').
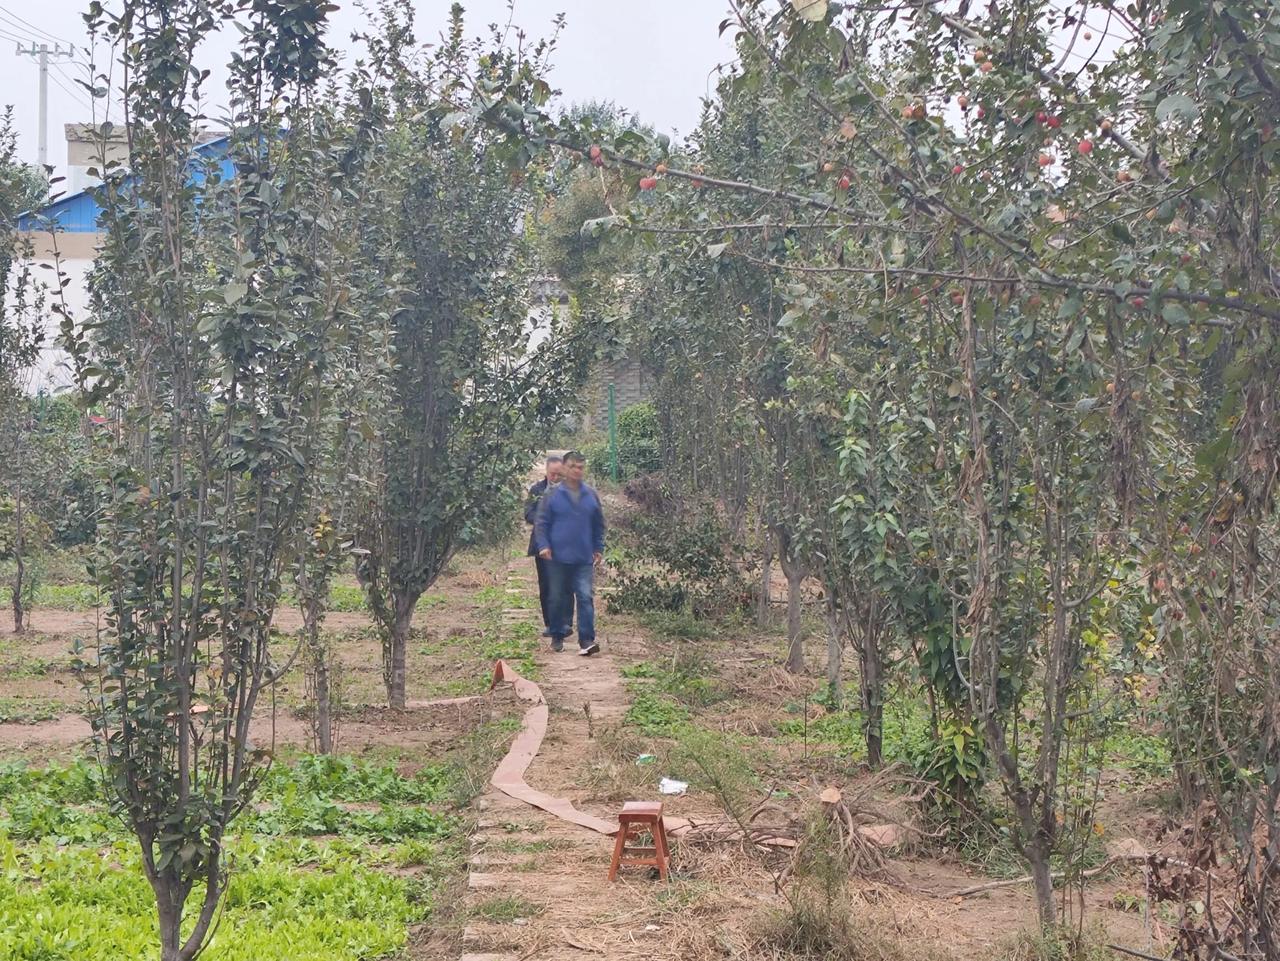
top-left (634, 753), bottom-right (657, 766)
top-left (658, 777), bottom-right (688, 795)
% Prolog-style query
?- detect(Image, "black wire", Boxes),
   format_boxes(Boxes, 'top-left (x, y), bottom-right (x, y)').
top-left (0, 4), bottom-right (73, 47)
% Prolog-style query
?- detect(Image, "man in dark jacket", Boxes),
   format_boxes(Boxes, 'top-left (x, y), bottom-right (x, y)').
top-left (534, 450), bottom-right (605, 656)
top-left (525, 455), bottom-right (564, 635)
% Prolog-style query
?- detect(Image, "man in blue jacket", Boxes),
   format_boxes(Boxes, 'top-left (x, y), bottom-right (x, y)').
top-left (534, 450), bottom-right (605, 656)
top-left (524, 455), bottom-right (566, 636)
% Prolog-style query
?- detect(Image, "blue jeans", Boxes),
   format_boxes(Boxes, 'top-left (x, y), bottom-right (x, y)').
top-left (549, 562), bottom-right (595, 645)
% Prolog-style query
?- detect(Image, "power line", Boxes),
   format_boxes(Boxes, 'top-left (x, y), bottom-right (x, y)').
top-left (60, 59), bottom-right (121, 124)
top-left (0, 26), bottom-right (33, 46)
top-left (0, 15), bottom-right (40, 45)
top-left (51, 61), bottom-right (92, 105)
top-left (48, 69), bottom-right (91, 111)
top-left (0, 4), bottom-right (73, 47)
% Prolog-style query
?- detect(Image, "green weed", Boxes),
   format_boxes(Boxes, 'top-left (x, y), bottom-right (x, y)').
top-left (0, 753), bottom-right (473, 960)
top-left (0, 583), bottom-right (100, 610)
top-left (624, 690), bottom-right (691, 737)
top-left (470, 894), bottom-right (544, 922)
top-left (0, 836), bottom-right (429, 961)
top-left (0, 697), bottom-right (65, 724)
top-left (638, 609), bottom-right (712, 640)
top-left (621, 657), bottom-right (726, 708)
top-left (1107, 726), bottom-right (1172, 781)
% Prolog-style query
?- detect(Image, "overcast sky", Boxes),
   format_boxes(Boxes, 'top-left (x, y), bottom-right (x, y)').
top-left (0, 0), bottom-right (739, 183)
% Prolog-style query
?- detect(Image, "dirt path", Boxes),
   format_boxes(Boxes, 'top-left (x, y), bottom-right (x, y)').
top-left (452, 558), bottom-right (1158, 961)
top-left (455, 559), bottom-right (699, 961)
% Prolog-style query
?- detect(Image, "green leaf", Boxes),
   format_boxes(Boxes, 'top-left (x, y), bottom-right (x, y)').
top-left (1161, 302), bottom-right (1192, 326)
top-left (706, 242), bottom-right (729, 260)
top-left (1155, 94), bottom-right (1198, 123)
top-left (223, 281), bottom-right (249, 305)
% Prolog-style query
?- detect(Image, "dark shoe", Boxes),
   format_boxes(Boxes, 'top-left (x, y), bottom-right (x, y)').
top-left (541, 628), bottom-right (553, 637)
top-left (551, 638), bottom-right (564, 653)
top-left (578, 642), bottom-right (600, 657)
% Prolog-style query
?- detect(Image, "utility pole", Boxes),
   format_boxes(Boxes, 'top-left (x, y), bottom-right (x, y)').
top-left (14, 42), bottom-right (76, 172)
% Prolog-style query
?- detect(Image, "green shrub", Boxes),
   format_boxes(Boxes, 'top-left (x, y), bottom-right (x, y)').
top-left (582, 401), bottom-right (662, 481)
top-left (608, 478), bottom-right (747, 619)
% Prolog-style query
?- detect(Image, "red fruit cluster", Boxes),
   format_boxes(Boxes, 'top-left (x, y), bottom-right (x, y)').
top-left (588, 144), bottom-right (604, 168)
top-left (638, 177), bottom-right (657, 191)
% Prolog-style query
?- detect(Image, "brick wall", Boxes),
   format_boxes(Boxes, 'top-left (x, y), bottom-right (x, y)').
top-left (582, 353), bottom-right (652, 432)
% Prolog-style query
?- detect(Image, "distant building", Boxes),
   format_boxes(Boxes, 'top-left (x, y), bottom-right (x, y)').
top-left (581, 352), bottom-right (653, 434)
top-left (14, 127), bottom-right (234, 387)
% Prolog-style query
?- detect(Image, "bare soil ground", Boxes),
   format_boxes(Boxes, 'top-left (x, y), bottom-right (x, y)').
top-left (0, 541), bottom-right (1175, 960)
top-left (444, 558), bottom-right (1167, 961)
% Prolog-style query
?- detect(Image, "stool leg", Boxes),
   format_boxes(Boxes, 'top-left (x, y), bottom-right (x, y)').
top-left (653, 817), bottom-right (670, 880)
top-left (608, 823), bottom-right (628, 882)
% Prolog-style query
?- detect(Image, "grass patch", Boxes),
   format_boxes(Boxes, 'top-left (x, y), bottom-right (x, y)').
top-left (621, 655), bottom-right (727, 708)
top-left (996, 924), bottom-right (1113, 961)
top-left (1107, 726), bottom-right (1172, 781)
top-left (0, 583), bottom-right (101, 611)
top-left (623, 689), bottom-right (691, 737)
top-left (486, 837), bottom-right (573, 855)
top-left (774, 688), bottom-right (933, 764)
top-left (753, 899), bottom-right (942, 961)
top-left (480, 621), bottom-right (539, 680)
top-left (0, 647), bottom-right (65, 677)
top-left (470, 894), bottom-right (544, 923)
top-left (0, 697), bottom-right (64, 724)
top-left (637, 609), bottom-right (712, 640)
top-left (442, 715), bottom-right (522, 809)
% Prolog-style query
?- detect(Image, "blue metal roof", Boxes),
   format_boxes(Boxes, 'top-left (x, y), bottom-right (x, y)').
top-left (17, 134), bottom-right (234, 234)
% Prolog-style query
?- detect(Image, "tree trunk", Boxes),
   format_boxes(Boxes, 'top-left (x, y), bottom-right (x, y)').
top-left (757, 541), bottom-right (773, 629)
top-left (1028, 837), bottom-right (1056, 929)
top-left (779, 546), bottom-right (806, 674)
top-left (153, 878), bottom-right (184, 961)
top-left (11, 553), bottom-right (24, 634)
top-left (385, 594), bottom-right (415, 710)
top-left (11, 487), bottom-right (24, 634)
top-left (859, 614), bottom-right (884, 768)
top-left (303, 602), bottom-right (333, 754)
top-left (823, 600), bottom-right (842, 708)
top-left (313, 653), bottom-right (333, 754)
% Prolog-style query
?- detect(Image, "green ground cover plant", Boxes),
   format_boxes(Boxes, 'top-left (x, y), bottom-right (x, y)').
top-left (0, 754), bottom-right (471, 960)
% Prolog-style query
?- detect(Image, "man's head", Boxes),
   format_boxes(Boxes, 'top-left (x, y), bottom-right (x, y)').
top-left (545, 455), bottom-right (563, 484)
top-left (562, 451), bottom-right (586, 486)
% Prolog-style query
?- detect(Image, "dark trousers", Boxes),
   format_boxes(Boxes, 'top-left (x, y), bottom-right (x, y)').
top-left (534, 555), bottom-right (573, 630)
top-left (549, 561), bottom-right (595, 646)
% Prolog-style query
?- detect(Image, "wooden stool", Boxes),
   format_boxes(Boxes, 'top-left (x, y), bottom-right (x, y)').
top-left (608, 800), bottom-right (670, 881)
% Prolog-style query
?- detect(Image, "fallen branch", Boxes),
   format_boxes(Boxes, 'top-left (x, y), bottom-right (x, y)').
top-left (939, 850), bottom-right (1217, 899)
top-left (1108, 945), bottom-right (1171, 961)
top-left (942, 855), bottom-right (1138, 897)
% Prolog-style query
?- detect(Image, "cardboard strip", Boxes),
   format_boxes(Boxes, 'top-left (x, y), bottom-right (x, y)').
top-left (484, 659), bottom-right (796, 848)
top-left (488, 659), bottom-right (620, 835)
